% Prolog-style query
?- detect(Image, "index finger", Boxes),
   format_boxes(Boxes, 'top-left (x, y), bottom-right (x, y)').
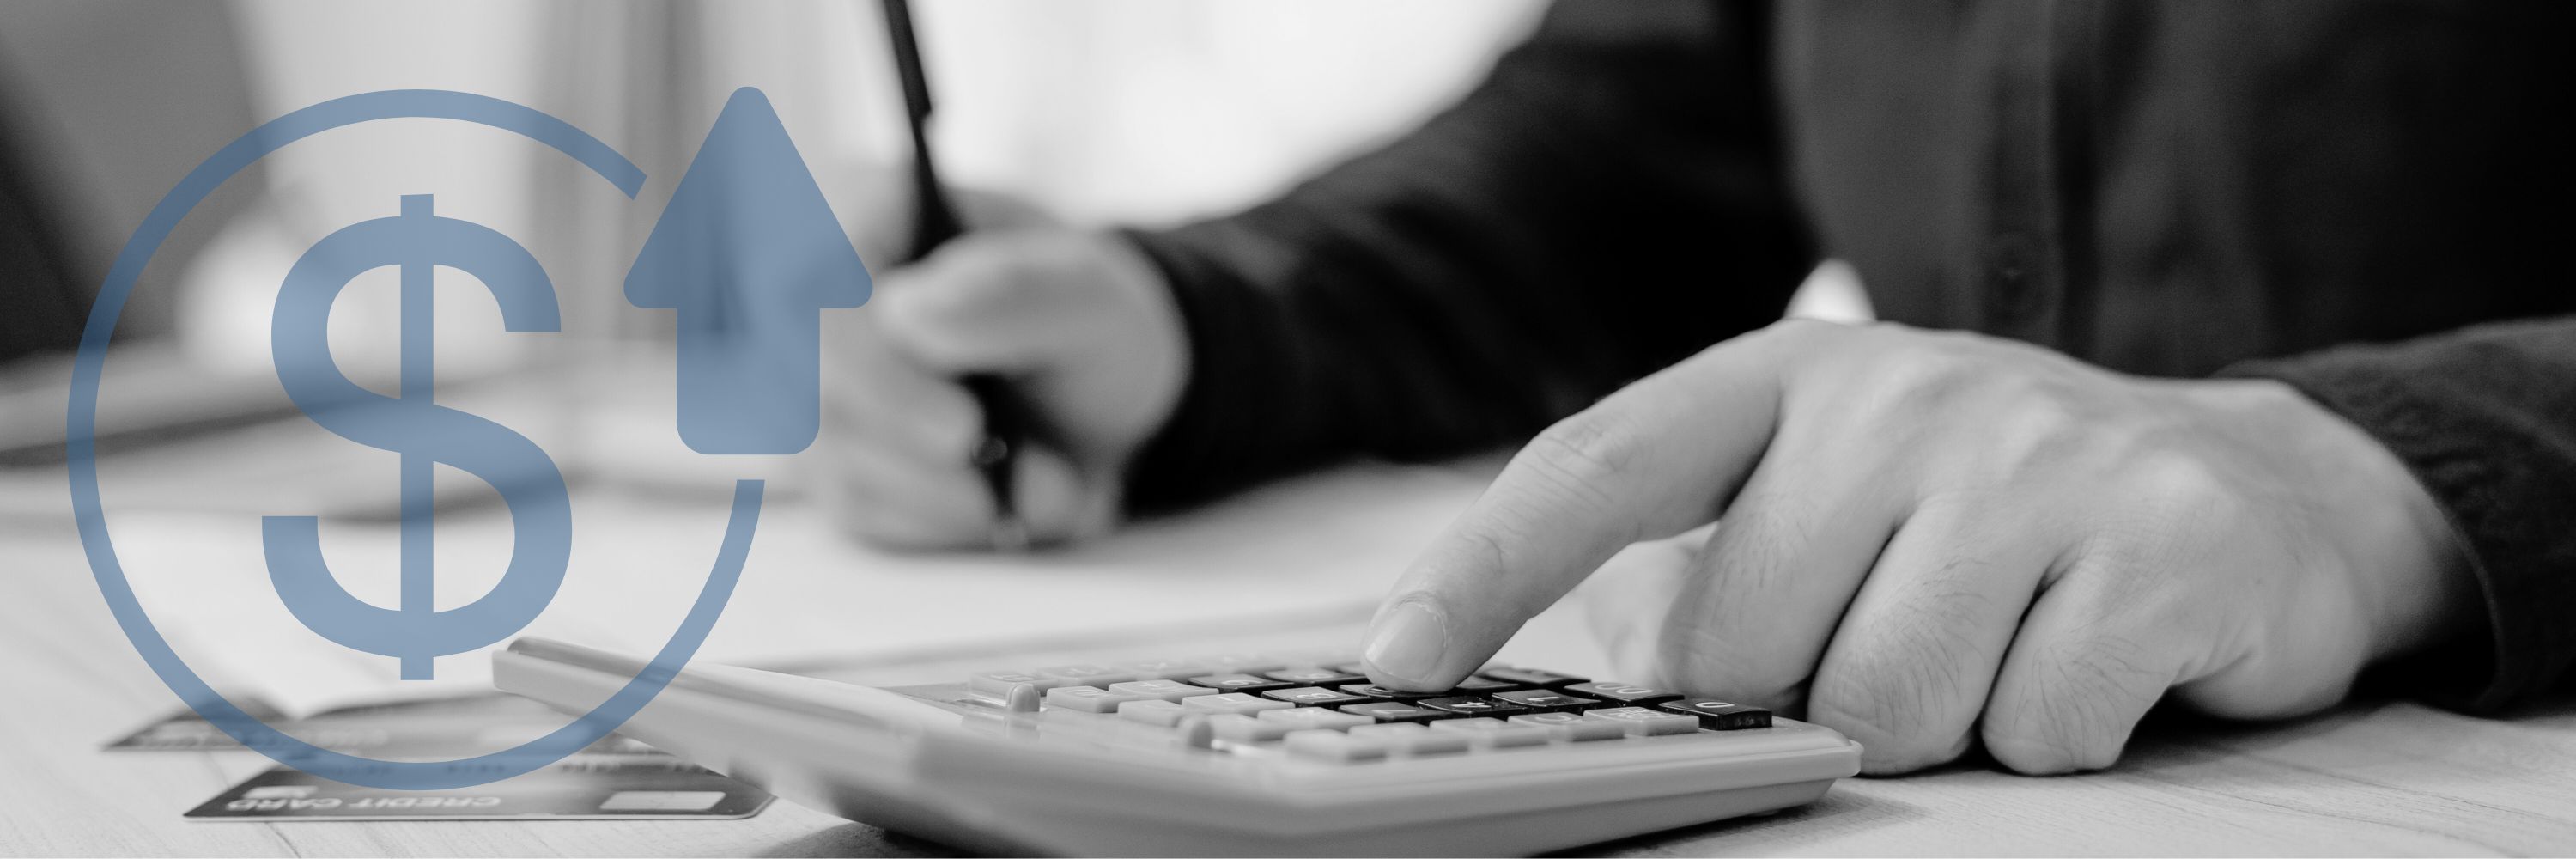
top-left (1362, 325), bottom-right (1812, 689)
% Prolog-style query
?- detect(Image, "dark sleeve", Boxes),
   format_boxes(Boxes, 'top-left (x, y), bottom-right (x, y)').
top-left (2222, 315), bottom-right (2576, 711)
top-left (0, 99), bottom-right (89, 364)
top-left (1122, 0), bottom-right (1815, 509)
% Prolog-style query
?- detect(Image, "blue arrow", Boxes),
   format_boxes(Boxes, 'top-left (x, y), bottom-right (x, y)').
top-left (627, 88), bottom-right (872, 455)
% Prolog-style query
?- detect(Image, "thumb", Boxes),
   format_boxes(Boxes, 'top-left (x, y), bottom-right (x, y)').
top-left (870, 234), bottom-right (1090, 374)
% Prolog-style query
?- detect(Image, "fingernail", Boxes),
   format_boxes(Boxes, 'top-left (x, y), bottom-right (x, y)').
top-left (1364, 600), bottom-right (1449, 685)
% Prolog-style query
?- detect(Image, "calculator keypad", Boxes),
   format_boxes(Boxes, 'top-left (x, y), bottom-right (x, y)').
top-left (1478, 667), bottom-right (1589, 688)
top-left (1492, 689), bottom-right (1599, 712)
top-left (1035, 664), bottom-right (1135, 686)
top-left (1188, 673), bottom-right (1295, 693)
top-left (1182, 692), bottom-right (1295, 716)
top-left (967, 656), bottom-right (1774, 764)
top-left (1117, 698), bottom-right (1191, 726)
top-left (1564, 680), bottom-right (1683, 706)
top-left (1508, 712), bottom-right (1626, 742)
top-left (1262, 667), bottom-right (1366, 685)
top-left (1347, 722), bottom-right (1470, 756)
top-left (1337, 683), bottom-right (1441, 701)
top-left (1428, 716), bottom-right (1551, 748)
top-left (1337, 701), bottom-right (1444, 723)
top-left (1043, 685), bottom-right (1143, 713)
top-left (1109, 679), bottom-right (1219, 702)
top-left (1419, 695), bottom-right (1531, 717)
top-left (1115, 659), bottom-right (1211, 680)
top-left (1255, 707), bottom-right (1372, 732)
top-left (1662, 698), bottom-right (1775, 730)
top-left (1261, 686), bottom-right (1372, 708)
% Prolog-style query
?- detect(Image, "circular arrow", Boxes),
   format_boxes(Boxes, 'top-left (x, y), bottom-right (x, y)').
top-left (67, 89), bottom-right (758, 789)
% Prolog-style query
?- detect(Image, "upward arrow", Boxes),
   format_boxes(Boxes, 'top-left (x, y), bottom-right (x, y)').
top-left (627, 87), bottom-right (872, 455)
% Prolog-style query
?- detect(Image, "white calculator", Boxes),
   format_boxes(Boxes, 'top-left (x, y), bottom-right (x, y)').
top-left (495, 637), bottom-right (1860, 856)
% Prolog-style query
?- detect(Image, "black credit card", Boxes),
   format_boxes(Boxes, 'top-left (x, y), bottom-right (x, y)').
top-left (185, 755), bottom-right (771, 821)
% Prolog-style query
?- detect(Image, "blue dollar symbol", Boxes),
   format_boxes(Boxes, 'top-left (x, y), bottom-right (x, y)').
top-left (263, 194), bottom-right (574, 680)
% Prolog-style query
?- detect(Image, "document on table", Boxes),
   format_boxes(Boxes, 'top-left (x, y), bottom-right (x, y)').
top-left (105, 461), bottom-right (1487, 717)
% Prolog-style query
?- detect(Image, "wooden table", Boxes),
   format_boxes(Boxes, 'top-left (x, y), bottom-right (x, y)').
top-left (7, 474), bottom-right (2574, 856)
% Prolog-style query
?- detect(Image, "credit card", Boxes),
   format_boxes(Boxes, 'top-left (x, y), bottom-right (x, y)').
top-left (185, 755), bottom-right (771, 821)
top-left (106, 696), bottom-right (658, 757)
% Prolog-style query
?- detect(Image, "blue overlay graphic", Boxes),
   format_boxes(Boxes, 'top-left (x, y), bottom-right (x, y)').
top-left (64, 88), bottom-right (845, 789)
top-left (264, 194), bottom-right (574, 680)
top-left (628, 88), bottom-right (873, 455)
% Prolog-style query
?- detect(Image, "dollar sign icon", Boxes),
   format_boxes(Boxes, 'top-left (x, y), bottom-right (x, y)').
top-left (263, 194), bottom-right (573, 680)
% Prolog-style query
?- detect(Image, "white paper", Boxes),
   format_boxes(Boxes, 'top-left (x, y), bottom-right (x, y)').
top-left (108, 461), bottom-right (1486, 716)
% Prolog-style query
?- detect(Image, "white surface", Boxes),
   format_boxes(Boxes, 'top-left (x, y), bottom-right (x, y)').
top-left (101, 455), bottom-right (1485, 716)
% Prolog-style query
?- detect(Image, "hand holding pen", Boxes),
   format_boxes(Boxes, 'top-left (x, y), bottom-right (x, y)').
top-left (831, 0), bottom-right (1189, 551)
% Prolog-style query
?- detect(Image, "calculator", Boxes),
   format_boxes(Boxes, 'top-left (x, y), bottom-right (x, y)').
top-left (495, 637), bottom-right (1860, 856)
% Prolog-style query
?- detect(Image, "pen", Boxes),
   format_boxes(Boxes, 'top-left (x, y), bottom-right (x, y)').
top-left (878, 0), bottom-right (1030, 551)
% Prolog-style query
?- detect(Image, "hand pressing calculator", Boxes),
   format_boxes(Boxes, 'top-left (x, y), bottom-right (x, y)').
top-left (495, 637), bottom-right (1859, 856)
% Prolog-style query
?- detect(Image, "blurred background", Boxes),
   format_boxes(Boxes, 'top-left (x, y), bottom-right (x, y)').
top-left (0, 0), bottom-right (1565, 717)
top-left (0, 0), bottom-right (1542, 371)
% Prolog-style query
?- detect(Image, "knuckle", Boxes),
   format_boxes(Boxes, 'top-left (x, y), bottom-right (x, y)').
top-left (1989, 631), bottom-right (2158, 774)
top-left (1965, 379), bottom-right (2096, 480)
top-left (1990, 381), bottom-right (2087, 448)
top-left (1515, 412), bottom-right (1643, 513)
top-left (1856, 342), bottom-right (1992, 416)
top-left (1807, 590), bottom-right (1996, 771)
top-left (2124, 449), bottom-right (2244, 517)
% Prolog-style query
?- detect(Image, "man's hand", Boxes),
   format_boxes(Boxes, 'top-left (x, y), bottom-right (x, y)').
top-left (1361, 320), bottom-right (2475, 774)
top-left (817, 227), bottom-right (1186, 550)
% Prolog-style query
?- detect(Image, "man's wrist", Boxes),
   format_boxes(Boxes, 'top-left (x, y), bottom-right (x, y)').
top-left (2251, 379), bottom-right (2478, 663)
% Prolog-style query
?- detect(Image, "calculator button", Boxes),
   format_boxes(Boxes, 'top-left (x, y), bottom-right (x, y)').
top-left (1336, 701), bottom-right (1445, 723)
top-left (1352, 722), bottom-right (1473, 756)
top-left (1426, 717), bottom-right (1550, 748)
top-left (1261, 686), bottom-right (1372, 708)
top-left (1284, 728), bottom-right (1388, 762)
top-left (1001, 683), bottom-right (1042, 713)
top-left (1255, 708), bottom-right (1372, 731)
top-left (1660, 698), bottom-right (1775, 730)
top-left (1182, 692), bottom-right (1295, 716)
top-left (1564, 680), bottom-right (1684, 705)
top-left (1583, 706), bottom-right (1701, 736)
top-left (968, 670), bottom-right (1063, 698)
top-left (1035, 664), bottom-right (1135, 687)
top-left (1199, 653), bottom-right (1289, 673)
top-left (1108, 679), bottom-right (1219, 702)
top-left (1262, 667), bottom-right (1367, 685)
top-left (1205, 714), bottom-right (1295, 742)
top-left (1348, 722), bottom-right (1424, 741)
top-left (1116, 699), bottom-right (1190, 727)
top-left (1419, 696), bottom-right (1532, 718)
top-left (1478, 667), bottom-right (1589, 688)
top-left (1185, 673), bottom-right (1295, 693)
top-left (1271, 647), bottom-right (1362, 667)
top-left (1450, 675), bottom-right (1524, 693)
top-left (1492, 689), bottom-right (1599, 712)
top-left (1336, 683), bottom-right (1441, 701)
top-left (1043, 685), bottom-right (1144, 713)
top-left (1115, 659), bottom-right (1211, 680)
top-left (1508, 712), bottom-right (1626, 742)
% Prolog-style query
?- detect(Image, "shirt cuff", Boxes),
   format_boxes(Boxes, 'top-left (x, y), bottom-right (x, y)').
top-left (2222, 336), bottom-right (2576, 712)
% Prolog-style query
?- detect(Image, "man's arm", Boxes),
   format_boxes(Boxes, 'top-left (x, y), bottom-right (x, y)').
top-left (2225, 315), bottom-right (2576, 710)
top-left (1124, 0), bottom-right (1815, 509)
